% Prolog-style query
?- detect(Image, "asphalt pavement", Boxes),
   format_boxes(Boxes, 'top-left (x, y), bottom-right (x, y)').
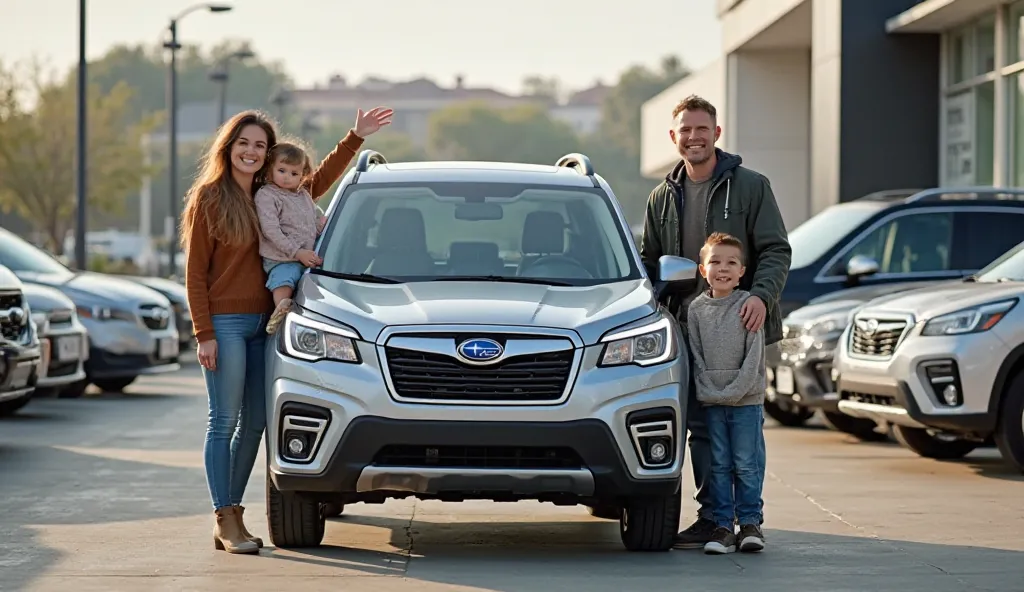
top-left (1, 361), bottom-right (1022, 591)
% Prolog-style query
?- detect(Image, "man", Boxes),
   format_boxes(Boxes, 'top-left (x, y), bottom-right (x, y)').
top-left (639, 94), bottom-right (791, 549)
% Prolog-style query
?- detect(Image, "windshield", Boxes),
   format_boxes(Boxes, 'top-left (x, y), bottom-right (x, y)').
top-left (320, 182), bottom-right (641, 285)
top-left (0, 229), bottom-right (73, 276)
top-left (788, 202), bottom-right (887, 269)
top-left (976, 240), bottom-right (1024, 282)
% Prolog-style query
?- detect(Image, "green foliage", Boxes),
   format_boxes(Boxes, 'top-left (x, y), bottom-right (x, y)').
top-left (0, 59), bottom-right (162, 253)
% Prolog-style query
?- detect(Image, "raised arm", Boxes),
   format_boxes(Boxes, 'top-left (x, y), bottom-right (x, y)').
top-left (304, 107), bottom-right (394, 200)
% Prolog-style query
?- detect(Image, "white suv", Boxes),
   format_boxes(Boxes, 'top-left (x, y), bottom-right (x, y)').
top-left (833, 241), bottom-right (1024, 471)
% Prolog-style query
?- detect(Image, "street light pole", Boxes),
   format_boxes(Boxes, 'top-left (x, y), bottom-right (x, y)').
top-left (75, 0), bottom-right (87, 270)
top-left (163, 3), bottom-right (233, 277)
top-left (209, 48), bottom-right (254, 126)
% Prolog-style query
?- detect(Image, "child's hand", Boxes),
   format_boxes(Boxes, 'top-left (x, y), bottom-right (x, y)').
top-left (296, 249), bottom-right (322, 268)
top-left (353, 107), bottom-right (394, 138)
top-left (316, 215), bottom-right (327, 233)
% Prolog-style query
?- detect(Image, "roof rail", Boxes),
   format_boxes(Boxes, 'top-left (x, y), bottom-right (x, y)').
top-left (857, 188), bottom-right (924, 202)
top-left (555, 153), bottom-right (595, 176)
top-left (354, 149), bottom-right (387, 173)
top-left (904, 186), bottom-right (1024, 203)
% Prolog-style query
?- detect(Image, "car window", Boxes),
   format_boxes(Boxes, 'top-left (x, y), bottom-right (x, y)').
top-left (975, 240), bottom-right (1024, 281)
top-left (955, 211), bottom-right (1024, 270)
top-left (826, 212), bottom-right (953, 276)
top-left (321, 182), bottom-right (640, 285)
top-left (787, 202), bottom-right (887, 270)
top-left (0, 229), bottom-right (73, 277)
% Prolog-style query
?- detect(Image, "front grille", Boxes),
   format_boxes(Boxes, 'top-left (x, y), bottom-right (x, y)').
top-left (850, 318), bottom-right (908, 358)
top-left (0, 290), bottom-right (25, 340)
top-left (777, 337), bottom-right (803, 356)
top-left (138, 304), bottom-right (170, 330)
top-left (373, 445), bottom-right (583, 469)
top-left (385, 346), bottom-right (574, 402)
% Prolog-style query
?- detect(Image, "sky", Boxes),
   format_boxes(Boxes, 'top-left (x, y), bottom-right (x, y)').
top-left (0, 0), bottom-right (722, 95)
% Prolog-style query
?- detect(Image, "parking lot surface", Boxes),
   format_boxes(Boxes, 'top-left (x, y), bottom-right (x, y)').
top-left (1, 363), bottom-right (1022, 592)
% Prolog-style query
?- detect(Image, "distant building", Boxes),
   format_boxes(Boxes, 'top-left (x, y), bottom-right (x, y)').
top-left (287, 75), bottom-right (606, 145)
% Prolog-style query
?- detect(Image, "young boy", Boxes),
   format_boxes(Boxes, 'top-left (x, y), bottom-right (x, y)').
top-left (686, 232), bottom-right (767, 555)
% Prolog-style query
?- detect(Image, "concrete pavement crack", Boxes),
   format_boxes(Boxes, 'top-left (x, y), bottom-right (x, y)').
top-left (766, 470), bottom-right (976, 590)
top-left (400, 499), bottom-right (418, 573)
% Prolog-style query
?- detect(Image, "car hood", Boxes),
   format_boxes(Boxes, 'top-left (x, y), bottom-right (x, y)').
top-left (857, 281), bottom-right (1024, 322)
top-left (125, 276), bottom-right (188, 307)
top-left (17, 271), bottom-right (171, 308)
top-left (298, 276), bottom-right (659, 345)
top-left (21, 283), bottom-right (75, 313)
top-left (808, 279), bottom-right (953, 305)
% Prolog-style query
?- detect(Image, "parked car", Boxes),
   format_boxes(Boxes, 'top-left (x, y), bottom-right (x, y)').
top-left (0, 227), bottom-right (180, 396)
top-left (779, 187), bottom-right (1024, 316)
top-left (765, 279), bottom-right (949, 437)
top-left (833, 240), bottom-right (1024, 471)
top-left (0, 265), bottom-right (42, 417)
top-left (23, 283), bottom-right (89, 395)
top-left (265, 151), bottom-right (698, 552)
top-left (123, 275), bottom-right (193, 352)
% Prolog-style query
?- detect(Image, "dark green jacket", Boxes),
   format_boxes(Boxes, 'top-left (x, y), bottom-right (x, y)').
top-left (640, 149), bottom-right (791, 345)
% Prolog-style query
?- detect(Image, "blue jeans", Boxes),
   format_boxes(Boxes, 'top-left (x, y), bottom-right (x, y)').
top-left (263, 258), bottom-right (304, 291)
top-left (203, 313), bottom-right (268, 510)
top-left (683, 330), bottom-right (714, 522)
top-left (705, 403), bottom-right (766, 528)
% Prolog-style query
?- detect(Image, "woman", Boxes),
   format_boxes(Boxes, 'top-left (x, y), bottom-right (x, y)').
top-left (180, 107), bottom-right (393, 554)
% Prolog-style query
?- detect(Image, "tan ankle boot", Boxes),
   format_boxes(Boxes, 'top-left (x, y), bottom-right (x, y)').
top-left (213, 507), bottom-right (259, 554)
top-left (235, 505), bottom-right (264, 548)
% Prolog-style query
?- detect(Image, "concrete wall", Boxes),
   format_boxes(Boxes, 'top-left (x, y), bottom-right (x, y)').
top-left (640, 57), bottom-right (728, 179)
top-left (727, 49), bottom-right (812, 228)
top-left (810, 0), bottom-right (843, 216)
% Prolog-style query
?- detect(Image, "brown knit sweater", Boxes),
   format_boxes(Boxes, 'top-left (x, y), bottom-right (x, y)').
top-left (185, 130), bottom-right (364, 342)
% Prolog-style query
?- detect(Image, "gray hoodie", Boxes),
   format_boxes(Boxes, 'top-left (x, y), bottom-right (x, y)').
top-left (686, 289), bottom-right (766, 407)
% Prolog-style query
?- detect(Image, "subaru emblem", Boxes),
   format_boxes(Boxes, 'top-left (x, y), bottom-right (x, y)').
top-left (457, 338), bottom-right (503, 364)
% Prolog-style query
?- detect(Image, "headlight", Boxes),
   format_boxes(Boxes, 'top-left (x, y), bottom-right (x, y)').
top-left (282, 312), bottom-right (360, 363)
top-left (31, 311), bottom-right (48, 327)
top-left (76, 305), bottom-right (132, 321)
top-left (801, 311), bottom-right (850, 338)
top-left (921, 299), bottom-right (1017, 336)
top-left (599, 316), bottom-right (674, 367)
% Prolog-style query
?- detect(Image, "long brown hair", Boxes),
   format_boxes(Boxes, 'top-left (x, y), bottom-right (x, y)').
top-left (179, 110), bottom-right (278, 249)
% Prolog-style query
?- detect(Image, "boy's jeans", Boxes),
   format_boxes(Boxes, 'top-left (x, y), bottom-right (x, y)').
top-left (705, 403), bottom-right (766, 528)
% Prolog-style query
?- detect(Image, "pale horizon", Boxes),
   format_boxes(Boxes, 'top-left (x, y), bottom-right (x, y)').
top-left (1, 0), bottom-right (722, 95)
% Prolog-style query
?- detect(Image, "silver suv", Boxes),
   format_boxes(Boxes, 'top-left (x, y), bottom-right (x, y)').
top-left (264, 152), bottom-right (697, 552)
top-left (833, 240), bottom-right (1024, 471)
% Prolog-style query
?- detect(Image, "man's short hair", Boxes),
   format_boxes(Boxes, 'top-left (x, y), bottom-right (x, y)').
top-left (699, 232), bottom-right (744, 264)
top-left (672, 94), bottom-right (717, 124)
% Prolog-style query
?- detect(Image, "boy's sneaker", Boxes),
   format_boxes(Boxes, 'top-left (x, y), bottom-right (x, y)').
top-left (738, 523), bottom-right (765, 552)
top-left (672, 517), bottom-right (717, 549)
top-left (703, 526), bottom-right (737, 555)
top-left (266, 298), bottom-right (293, 335)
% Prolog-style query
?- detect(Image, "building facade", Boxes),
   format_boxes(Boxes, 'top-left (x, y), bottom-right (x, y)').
top-left (641, 0), bottom-right (1021, 229)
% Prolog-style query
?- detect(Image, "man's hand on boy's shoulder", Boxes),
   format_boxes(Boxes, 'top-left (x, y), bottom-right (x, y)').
top-left (740, 294), bottom-right (766, 332)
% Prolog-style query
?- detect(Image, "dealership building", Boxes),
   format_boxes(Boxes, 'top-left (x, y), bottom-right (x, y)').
top-left (640, 0), bottom-right (1023, 228)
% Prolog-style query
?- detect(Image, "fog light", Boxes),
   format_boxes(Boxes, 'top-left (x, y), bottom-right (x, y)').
top-left (287, 436), bottom-right (306, 456)
top-left (942, 384), bottom-right (959, 406)
top-left (649, 441), bottom-right (668, 463)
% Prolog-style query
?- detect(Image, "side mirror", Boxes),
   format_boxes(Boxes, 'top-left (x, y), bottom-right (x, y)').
top-left (846, 255), bottom-right (879, 279)
top-left (654, 255), bottom-right (698, 302)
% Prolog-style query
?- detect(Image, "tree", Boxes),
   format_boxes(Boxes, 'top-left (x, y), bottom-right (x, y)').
top-left (522, 75), bottom-right (561, 102)
top-left (0, 60), bottom-right (161, 253)
top-left (427, 101), bottom-right (579, 164)
top-left (597, 55), bottom-right (690, 161)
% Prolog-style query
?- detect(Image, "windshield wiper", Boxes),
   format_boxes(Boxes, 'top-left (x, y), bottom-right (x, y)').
top-left (309, 269), bottom-right (401, 284)
top-left (434, 275), bottom-right (573, 287)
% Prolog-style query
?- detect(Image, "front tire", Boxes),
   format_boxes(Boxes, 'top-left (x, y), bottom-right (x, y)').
top-left (92, 376), bottom-right (137, 393)
top-left (0, 392), bottom-right (33, 417)
top-left (266, 472), bottom-right (325, 548)
top-left (994, 371), bottom-right (1024, 472)
top-left (619, 485), bottom-right (681, 552)
top-left (892, 424), bottom-right (978, 460)
top-left (822, 411), bottom-right (888, 442)
top-left (764, 398), bottom-right (815, 427)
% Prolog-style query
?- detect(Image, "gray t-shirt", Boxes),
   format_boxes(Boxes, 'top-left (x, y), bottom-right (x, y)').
top-left (679, 176), bottom-right (712, 319)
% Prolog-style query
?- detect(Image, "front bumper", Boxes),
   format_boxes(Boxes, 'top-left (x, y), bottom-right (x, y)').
top-left (767, 334), bottom-right (840, 411)
top-left (82, 317), bottom-right (180, 380)
top-left (0, 342), bottom-right (41, 403)
top-left (834, 326), bottom-right (1002, 437)
top-left (36, 325), bottom-right (89, 388)
top-left (266, 324), bottom-right (688, 503)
